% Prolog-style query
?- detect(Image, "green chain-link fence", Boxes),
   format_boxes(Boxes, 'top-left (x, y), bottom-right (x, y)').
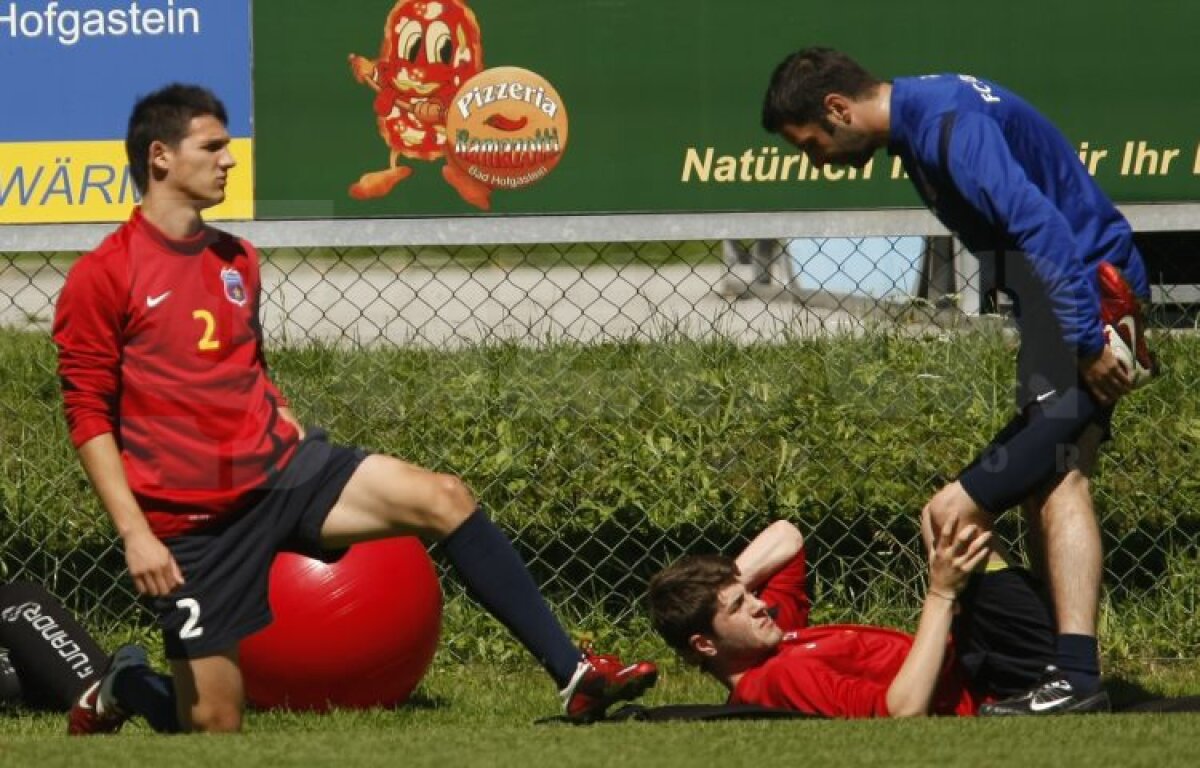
top-left (3, 229), bottom-right (1198, 665)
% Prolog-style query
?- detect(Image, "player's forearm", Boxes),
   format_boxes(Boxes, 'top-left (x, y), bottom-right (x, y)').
top-left (735, 520), bottom-right (804, 590)
top-left (278, 406), bottom-right (305, 439)
top-left (885, 593), bottom-right (956, 717)
top-left (76, 433), bottom-right (152, 540)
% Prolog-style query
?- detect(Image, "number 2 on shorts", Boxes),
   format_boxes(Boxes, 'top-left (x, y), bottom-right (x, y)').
top-left (176, 597), bottom-right (205, 639)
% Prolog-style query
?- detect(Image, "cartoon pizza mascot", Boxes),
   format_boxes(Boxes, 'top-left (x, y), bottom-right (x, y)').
top-left (348, 0), bottom-right (491, 209)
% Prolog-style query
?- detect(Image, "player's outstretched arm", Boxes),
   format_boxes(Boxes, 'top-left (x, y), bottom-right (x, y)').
top-left (77, 434), bottom-right (184, 598)
top-left (734, 520), bottom-right (805, 591)
top-left (885, 518), bottom-right (990, 717)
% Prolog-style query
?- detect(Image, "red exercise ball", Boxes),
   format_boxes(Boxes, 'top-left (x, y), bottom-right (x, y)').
top-left (241, 536), bottom-right (441, 711)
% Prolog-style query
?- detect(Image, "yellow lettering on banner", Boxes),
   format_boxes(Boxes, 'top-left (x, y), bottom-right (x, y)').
top-left (1119, 140), bottom-right (1183, 177)
top-left (0, 139), bottom-right (254, 224)
top-left (1076, 141), bottom-right (1109, 176)
top-left (678, 147), bottom-right (885, 184)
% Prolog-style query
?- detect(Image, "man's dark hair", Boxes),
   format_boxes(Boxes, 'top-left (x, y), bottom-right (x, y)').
top-left (762, 47), bottom-right (881, 134)
top-left (125, 83), bottom-right (228, 195)
top-left (646, 554), bottom-right (739, 660)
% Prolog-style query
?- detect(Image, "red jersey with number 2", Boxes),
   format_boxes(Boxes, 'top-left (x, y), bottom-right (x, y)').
top-left (53, 208), bottom-right (300, 538)
top-left (729, 550), bottom-right (980, 718)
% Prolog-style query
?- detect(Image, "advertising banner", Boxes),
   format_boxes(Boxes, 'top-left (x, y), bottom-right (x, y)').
top-left (253, 0), bottom-right (1200, 219)
top-left (0, 0), bottom-right (253, 223)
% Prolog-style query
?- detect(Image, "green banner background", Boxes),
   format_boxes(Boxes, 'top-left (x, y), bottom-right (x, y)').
top-left (253, 0), bottom-right (1200, 218)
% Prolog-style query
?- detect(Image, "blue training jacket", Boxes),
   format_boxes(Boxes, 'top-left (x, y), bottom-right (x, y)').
top-left (887, 74), bottom-right (1149, 357)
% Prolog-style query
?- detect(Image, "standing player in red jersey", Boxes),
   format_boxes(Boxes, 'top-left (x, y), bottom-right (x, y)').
top-left (647, 519), bottom-right (1079, 718)
top-left (53, 84), bottom-right (656, 734)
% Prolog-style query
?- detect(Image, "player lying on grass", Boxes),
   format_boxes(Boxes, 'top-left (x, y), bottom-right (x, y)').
top-left (648, 519), bottom-right (1107, 717)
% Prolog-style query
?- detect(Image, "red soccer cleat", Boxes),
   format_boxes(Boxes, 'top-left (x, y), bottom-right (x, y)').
top-left (559, 644), bottom-right (658, 722)
top-left (67, 644), bottom-right (147, 736)
top-left (1097, 261), bottom-right (1159, 389)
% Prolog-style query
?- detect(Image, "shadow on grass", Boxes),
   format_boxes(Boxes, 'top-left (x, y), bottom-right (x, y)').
top-left (1107, 676), bottom-right (1162, 709)
top-left (400, 690), bottom-right (448, 710)
top-left (1108, 675), bottom-right (1200, 712)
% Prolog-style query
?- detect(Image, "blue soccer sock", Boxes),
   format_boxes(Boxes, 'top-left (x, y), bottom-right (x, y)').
top-left (1055, 633), bottom-right (1101, 694)
top-left (441, 508), bottom-right (582, 688)
top-left (113, 666), bottom-right (180, 733)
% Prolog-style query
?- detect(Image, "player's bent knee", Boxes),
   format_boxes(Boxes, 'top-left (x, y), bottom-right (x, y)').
top-left (922, 491), bottom-right (955, 530)
top-left (925, 483), bottom-right (989, 530)
top-left (1056, 469), bottom-right (1091, 496)
top-left (421, 474), bottom-right (475, 537)
top-left (186, 703), bottom-right (242, 733)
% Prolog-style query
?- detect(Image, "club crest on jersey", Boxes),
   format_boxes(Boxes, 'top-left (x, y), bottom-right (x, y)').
top-left (221, 267), bottom-right (247, 306)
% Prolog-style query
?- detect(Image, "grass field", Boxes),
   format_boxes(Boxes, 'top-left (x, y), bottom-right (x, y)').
top-left (3, 312), bottom-right (1200, 764)
top-left (3, 661), bottom-right (1200, 767)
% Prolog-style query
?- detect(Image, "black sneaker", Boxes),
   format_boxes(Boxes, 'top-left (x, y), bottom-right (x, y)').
top-left (979, 667), bottom-right (1110, 716)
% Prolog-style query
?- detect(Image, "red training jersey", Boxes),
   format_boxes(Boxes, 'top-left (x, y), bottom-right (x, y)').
top-left (729, 549), bottom-right (980, 718)
top-left (53, 208), bottom-right (300, 538)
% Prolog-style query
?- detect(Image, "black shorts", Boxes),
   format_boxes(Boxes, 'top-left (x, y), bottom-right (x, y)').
top-left (952, 567), bottom-right (1056, 698)
top-left (150, 429), bottom-right (367, 659)
top-left (963, 253), bottom-right (1115, 515)
top-left (958, 386), bottom-right (1113, 516)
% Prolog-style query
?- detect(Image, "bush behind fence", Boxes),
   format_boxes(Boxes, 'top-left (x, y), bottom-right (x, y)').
top-left (2, 238), bottom-right (1198, 666)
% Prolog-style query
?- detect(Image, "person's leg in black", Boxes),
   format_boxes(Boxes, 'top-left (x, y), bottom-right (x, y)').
top-left (953, 567), bottom-right (1057, 699)
top-left (0, 580), bottom-right (109, 711)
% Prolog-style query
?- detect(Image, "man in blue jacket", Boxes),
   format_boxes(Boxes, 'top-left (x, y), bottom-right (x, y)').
top-left (761, 47), bottom-right (1157, 715)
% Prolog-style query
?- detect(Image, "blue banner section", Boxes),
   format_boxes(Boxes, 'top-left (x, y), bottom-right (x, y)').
top-left (0, 1), bottom-right (251, 141)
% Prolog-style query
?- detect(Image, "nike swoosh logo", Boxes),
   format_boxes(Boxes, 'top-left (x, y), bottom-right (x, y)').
top-left (1029, 695), bottom-right (1073, 712)
top-left (1117, 316), bottom-right (1139, 350)
top-left (146, 291), bottom-right (172, 308)
top-left (75, 682), bottom-right (100, 712)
